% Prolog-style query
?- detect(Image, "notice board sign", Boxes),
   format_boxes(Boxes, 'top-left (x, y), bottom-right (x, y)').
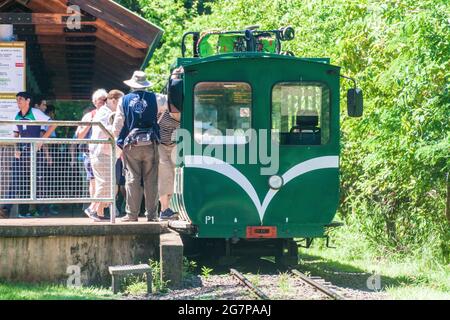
top-left (0, 94), bottom-right (17, 138)
top-left (0, 42), bottom-right (26, 94)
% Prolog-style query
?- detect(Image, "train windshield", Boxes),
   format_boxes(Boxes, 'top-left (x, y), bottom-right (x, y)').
top-left (194, 82), bottom-right (252, 144)
top-left (272, 82), bottom-right (330, 145)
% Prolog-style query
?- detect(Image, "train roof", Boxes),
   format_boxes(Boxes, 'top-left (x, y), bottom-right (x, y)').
top-left (174, 52), bottom-right (341, 71)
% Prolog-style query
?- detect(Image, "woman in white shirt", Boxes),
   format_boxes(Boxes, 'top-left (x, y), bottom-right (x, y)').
top-left (85, 89), bottom-right (119, 221)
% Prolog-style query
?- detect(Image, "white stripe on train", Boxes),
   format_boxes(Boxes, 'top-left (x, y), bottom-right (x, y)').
top-left (185, 155), bottom-right (339, 223)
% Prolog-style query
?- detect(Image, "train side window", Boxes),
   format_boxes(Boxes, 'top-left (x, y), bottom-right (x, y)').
top-left (194, 82), bottom-right (252, 144)
top-left (272, 83), bottom-right (330, 145)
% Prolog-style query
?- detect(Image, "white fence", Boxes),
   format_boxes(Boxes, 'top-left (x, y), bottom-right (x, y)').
top-left (0, 120), bottom-right (117, 223)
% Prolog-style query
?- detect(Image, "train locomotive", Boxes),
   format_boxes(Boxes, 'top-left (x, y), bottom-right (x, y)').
top-left (166, 26), bottom-right (363, 264)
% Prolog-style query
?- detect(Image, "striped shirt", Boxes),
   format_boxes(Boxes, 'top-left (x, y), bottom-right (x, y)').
top-left (158, 110), bottom-right (180, 145)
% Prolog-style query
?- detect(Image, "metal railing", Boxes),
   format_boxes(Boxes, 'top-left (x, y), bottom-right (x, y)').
top-left (0, 120), bottom-right (117, 223)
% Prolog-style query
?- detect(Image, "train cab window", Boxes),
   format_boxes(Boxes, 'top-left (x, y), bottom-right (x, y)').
top-left (194, 82), bottom-right (252, 144)
top-left (272, 83), bottom-right (330, 145)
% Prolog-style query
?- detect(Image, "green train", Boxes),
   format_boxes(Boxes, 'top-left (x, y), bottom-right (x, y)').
top-left (167, 27), bottom-right (363, 263)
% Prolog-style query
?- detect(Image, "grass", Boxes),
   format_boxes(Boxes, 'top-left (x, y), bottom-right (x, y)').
top-left (300, 224), bottom-right (450, 300)
top-left (278, 272), bottom-right (291, 293)
top-left (125, 281), bottom-right (148, 296)
top-left (0, 259), bottom-right (168, 300)
top-left (0, 282), bottom-right (114, 300)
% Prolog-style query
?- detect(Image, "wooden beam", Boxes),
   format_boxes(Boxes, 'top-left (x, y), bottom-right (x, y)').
top-left (0, 13), bottom-right (96, 24)
top-left (26, 0), bottom-right (68, 13)
top-left (34, 35), bottom-right (146, 58)
top-left (94, 37), bottom-right (146, 59)
top-left (38, 43), bottom-right (142, 66)
top-left (0, 14), bottom-right (148, 50)
top-left (68, 0), bottom-right (162, 46)
top-left (0, 0), bottom-right (15, 10)
top-left (18, 25), bottom-right (96, 36)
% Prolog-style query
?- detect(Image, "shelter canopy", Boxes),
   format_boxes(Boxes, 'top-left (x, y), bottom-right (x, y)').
top-left (0, 0), bottom-right (163, 100)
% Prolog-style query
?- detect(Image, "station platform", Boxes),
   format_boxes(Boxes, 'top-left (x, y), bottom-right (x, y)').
top-left (0, 217), bottom-right (183, 288)
top-left (0, 217), bottom-right (168, 237)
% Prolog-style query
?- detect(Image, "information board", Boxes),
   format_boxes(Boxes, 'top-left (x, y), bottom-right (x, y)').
top-left (0, 95), bottom-right (17, 137)
top-left (0, 42), bottom-right (26, 94)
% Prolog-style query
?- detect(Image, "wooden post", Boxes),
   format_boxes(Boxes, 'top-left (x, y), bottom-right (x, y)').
top-left (112, 275), bottom-right (121, 294)
top-left (146, 271), bottom-right (152, 294)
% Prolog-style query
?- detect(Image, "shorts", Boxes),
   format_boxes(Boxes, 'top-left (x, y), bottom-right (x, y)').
top-left (158, 144), bottom-right (176, 196)
top-left (90, 154), bottom-right (112, 199)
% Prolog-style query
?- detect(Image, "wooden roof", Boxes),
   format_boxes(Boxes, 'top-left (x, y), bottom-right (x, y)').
top-left (0, 0), bottom-right (163, 100)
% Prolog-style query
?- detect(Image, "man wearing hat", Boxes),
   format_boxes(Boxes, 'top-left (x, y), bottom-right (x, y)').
top-left (112, 71), bottom-right (166, 222)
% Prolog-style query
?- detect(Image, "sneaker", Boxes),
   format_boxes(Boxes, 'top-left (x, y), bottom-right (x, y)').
top-left (84, 208), bottom-right (101, 222)
top-left (120, 215), bottom-right (138, 222)
top-left (159, 208), bottom-right (179, 220)
top-left (89, 212), bottom-right (102, 222)
top-left (146, 215), bottom-right (159, 222)
top-left (84, 208), bottom-right (94, 218)
top-left (18, 213), bottom-right (33, 218)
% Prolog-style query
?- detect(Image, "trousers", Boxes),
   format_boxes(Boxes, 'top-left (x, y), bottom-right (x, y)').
top-left (122, 143), bottom-right (159, 219)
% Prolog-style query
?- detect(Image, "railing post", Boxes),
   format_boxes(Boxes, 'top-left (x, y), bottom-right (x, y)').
top-left (30, 142), bottom-right (37, 201)
top-left (110, 141), bottom-right (116, 224)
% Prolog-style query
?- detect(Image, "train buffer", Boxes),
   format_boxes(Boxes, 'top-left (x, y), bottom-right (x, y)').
top-left (108, 264), bottom-right (152, 294)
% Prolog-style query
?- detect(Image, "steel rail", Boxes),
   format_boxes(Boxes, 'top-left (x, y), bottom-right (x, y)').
top-left (290, 269), bottom-right (345, 300)
top-left (230, 268), bottom-right (270, 300)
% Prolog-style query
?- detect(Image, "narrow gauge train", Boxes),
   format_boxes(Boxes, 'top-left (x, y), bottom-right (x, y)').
top-left (166, 26), bottom-right (363, 264)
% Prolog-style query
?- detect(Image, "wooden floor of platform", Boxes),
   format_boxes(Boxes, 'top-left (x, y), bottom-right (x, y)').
top-left (0, 217), bottom-right (169, 237)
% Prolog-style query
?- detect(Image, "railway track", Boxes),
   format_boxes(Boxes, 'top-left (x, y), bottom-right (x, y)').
top-left (230, 268), bottom-right (346, 300)
top-left (290, 269), bottom-right (345, 300)
top-left (230, 268), bottom-right (270, 300)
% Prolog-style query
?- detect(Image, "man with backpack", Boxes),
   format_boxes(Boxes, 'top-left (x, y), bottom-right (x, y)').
top-left (112, 71), bottom-right (165, 222)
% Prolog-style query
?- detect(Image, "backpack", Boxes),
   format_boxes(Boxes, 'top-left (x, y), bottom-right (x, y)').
top-left (122, 93), bottom-right (160, 148)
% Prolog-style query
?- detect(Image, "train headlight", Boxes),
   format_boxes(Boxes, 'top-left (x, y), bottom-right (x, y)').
top-left (269, 175), bottom-right (284, 190)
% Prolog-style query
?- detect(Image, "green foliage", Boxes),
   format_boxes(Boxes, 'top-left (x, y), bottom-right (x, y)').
top-left (149, 259), bottom-right (169, 293)
top-left (122, 259), bottom-right (173, 295)
top-left (122, 274), bottom-right (148, 295)
top-left (122, 0), bottom-right (449, 263)
top-left (53, 100), bottom-right (87, 138)
top-left (183, 257), bottom-right (198, 277)
top-left (200, 265), bottom-right (214, 278)
top-left (114, 0), bottom-right (143, 13)
top-left (135, 0), bottom-right (201, 90)
top-left (306, 224), bottom-right (450, 299)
